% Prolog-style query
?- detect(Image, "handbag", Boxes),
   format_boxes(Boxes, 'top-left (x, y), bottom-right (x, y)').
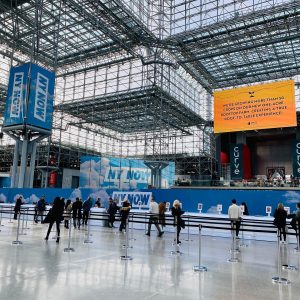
top-left (42, 208), bottom-right (53, 224)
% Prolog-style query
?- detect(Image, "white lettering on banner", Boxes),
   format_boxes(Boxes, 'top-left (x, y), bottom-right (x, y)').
top-left (10, 72), bottom-right (24, 118)
top-left (295, 143), bottom-right (300, 175)
top-left (233, 146), bottom-right (241, 175)
top-left (105, 167), bottom-right (150, 183)
top-left (112, 192), bottom-right (152, 208)
top-left (34, 73), bottom-right (48, 122)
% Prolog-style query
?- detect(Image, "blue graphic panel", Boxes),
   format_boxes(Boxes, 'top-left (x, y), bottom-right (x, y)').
top-left (3, 63), bottom-right (30, 127)
top-left (27, 64), bottom-right (55, 130)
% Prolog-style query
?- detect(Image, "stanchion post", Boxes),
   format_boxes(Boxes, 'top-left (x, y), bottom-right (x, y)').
top-left (84, 212), bottom-right (93, 244)
top-left (0, 206), bottom-right (3, 227)
top-left (64, 219), bottom-right (75, 252)
top-left (272, 229), bottom-right (290, 284)
top-left (239, 219), bottom-right (248, 248)
top-left (9, 206), bottom-right (13, 223)
top-left (130, 214), bottom-right (136, 241)
top-left (20, 208), bottom-right (27, 235)
top-left (12, 211), bottom-right (23, 245)
top-left (185, 215), bottom-right (193, 242)
top-left (228, 221), bottom-right (239, 263)
top-left (25, 207), bottom-right (30, 229)
top-left (120, 217), bottom-right (133, 260)
top-left (193, 224), bottom-right (207, 272)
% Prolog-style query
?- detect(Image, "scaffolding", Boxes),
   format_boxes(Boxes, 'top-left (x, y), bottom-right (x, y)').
top-left (0, 0), bottom-right (300, 187)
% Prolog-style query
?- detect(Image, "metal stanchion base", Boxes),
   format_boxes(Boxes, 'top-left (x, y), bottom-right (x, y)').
top-left (12, 240), bottom-right (23, 245)
top-left (294, 247), bottom-right (300, 253)
top-left (20, 232), bottom-right (27, 235)
top-left (230, 249), bottom-right (240, 254)
top-left (239, 243), bottom-right (248, 248)
top-left (122, 244), bottom-right (133, 249)
top-left (282, 264), bottom-right (298, 271)
top-left (227, 258), bottom-right (239, 263)
top-left (120, 255), bottom-right (133, 260)
top-left (83, 240), bottom-right (93, 244)
top-left (272, 276), bottom-right (290, 284)
top-left (170, 250), bottom-right (182, 255)
top-left (193, 265), bottom-right (207, 272)
top-left (64, 247), bottom-right (75, 252)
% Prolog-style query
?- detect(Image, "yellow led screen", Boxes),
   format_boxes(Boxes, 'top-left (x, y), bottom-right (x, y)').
top-left (214, 80), bottom-right (296, 133)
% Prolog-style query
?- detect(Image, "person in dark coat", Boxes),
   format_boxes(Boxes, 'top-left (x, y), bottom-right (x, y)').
top-left (82, 197), bottom-right (93, 225)
top-left (273, 202), bottom-right (288, 243)
top-left (107, 197), bottom-right (118, 228)
top-left (45, 197), bottom-right (64, 243)
top-left (119, 199), bottom-right (131, 232)
top-left (14, 196), bottom-right (23, 220)
top-left (72, 197), bottom-right (83, 229)
top-left (241, 202), bottom-right (249, 216)
top-left (171, 199), bottom-right (185, 244)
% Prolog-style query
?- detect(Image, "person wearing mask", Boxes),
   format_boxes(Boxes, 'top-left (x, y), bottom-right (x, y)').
top-left (64, 199), bottom-right (72, 229)
top-left (34, 195), bottom-right (46, 223)
top-left (44, 197), bottom-right (64, 243)
top-left (119, 198), bottom-right (131, 232)
top-left (228, 199), bottom-right (242, 238)
top-left (273, 202), bottom-right (288, 244)
top-left (107, 197), bottom-right (118, 228)
top-left (171, 200), bottom-right (185, 244)
top-left (82, 197), bottom-right (93, 225)
top-left (72, 197), bottom-right (83, 229)
top-left (14, 196), bottom-right (23, 220)
top-left (146, 197), bottom-right (164, 237)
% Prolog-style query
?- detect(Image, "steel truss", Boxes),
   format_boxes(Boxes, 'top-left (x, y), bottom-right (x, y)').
top-left (0, 0), bottom-right (300, 186)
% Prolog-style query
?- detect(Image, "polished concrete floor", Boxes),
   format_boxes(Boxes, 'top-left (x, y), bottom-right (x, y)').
top-left (0, 217), bottom-right (300, 300)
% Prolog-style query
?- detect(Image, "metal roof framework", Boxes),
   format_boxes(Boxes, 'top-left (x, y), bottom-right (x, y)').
top-left (0, 0), bottom-right (299, 182)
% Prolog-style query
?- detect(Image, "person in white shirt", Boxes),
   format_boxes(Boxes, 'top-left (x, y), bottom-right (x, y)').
top-left (228, 199), bottom-right (241, 238)
top-left (146, 197), bottom-right (164, 237)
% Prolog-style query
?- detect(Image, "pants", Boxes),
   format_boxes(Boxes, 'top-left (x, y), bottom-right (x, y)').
top-left (147, 216), bottom-right (162, 234)
top-left (277, 226), bottom-right (286, 241)
top-left (64, 219), bottom-right (69, 228)
top-left (73, 217), bottom-right (81, 228)
top-left (108, 214), bottom-right (115, 227)
top-left (231, 220), bottom-right (241, 237)
top-left (119, 214), bottom-right (128, 231)
top-left (82, 211), bottom-right (90, 225)
top-left (14, 209), bottom-right (20, 220)
top-left (34, 209), bottom-right (44, 222)
top-left (46, 220), bottom-right (61, 238)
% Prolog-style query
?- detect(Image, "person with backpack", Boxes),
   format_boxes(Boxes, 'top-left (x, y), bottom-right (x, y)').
top-left (34, 196), bottom-right (46, 223)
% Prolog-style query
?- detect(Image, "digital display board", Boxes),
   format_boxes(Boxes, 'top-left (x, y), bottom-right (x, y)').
top-left (214, 80), bottom-right (296, 133)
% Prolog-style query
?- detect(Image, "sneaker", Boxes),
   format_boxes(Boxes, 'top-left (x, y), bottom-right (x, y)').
top-left (236, 236), bottom-right (240, 240)
top-left (145, 232), bottom-right (150, 236)
top-left (177, 240), bottom-right (181, 244)
top-left (158, 232), bottom-right (164, 237)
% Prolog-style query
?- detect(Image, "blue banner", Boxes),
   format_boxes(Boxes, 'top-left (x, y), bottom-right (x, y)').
top-left (80, 156), bottom-right (175, 189)
top-left (27, 64), bottom-right (55, 130)
top-left (3, 63), bottom-right (30, 127)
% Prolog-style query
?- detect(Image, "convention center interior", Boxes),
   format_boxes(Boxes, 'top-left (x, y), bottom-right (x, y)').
top-left (1, 0), bottom-right (300, 299)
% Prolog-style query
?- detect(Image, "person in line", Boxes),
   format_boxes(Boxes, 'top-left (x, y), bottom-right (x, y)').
top-left (273, 202), bottom-right (288, 244)
top-left (158, 201), bottom-right (167, 230)
top-left (171, 200), bottom-right (185, 244)
top-left (34, 195), bottom-right (46, 223)
top-left (95, 198), bottom-right (102, 208)
top-left (72, 197), bottom-right (83, 229)
top-left (82, 197), bottom-right (93, 225)
top-left (241, 202), bottom-right (249, 216)
top-left (14, 196), bottom-right (23, 220)
top-left (146, 197), bottom-right (164, 237)
top-left (107, 197), bottom-right (118, 228)
top-left (64, 199), bottom-right (72, 229)
top-left (45, 197), bottom-right (64, 243)
top-left (119, 198), bottom-right (131, 232)
top-left (228, 199), bottom-right (241, 238)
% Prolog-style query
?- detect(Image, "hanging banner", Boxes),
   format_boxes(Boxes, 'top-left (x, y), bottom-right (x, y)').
top-left (3, 63), bottom-right (30, 127)
top-left (230, 144), bottom-right (243, 180)
top-left (214, 80), bottom-right (296, 133)
top-left (292, 140), bottom-right (300, 178)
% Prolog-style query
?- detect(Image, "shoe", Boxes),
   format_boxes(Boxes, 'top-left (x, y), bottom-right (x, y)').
top-left (177, 240), bottom-right (181, 244)
top-left (56, 237), bottom-right (60, 243)
top-left (283, 241), bottom-right (287, 244)
top-left (34, 220), bottom-right (38, 223)
top-left (158, 232), bottom-right (164, 237)
top-left (236, 236), bottom-right (240, 240)
top-left (145, 233), bottom-right (150, 236)
top-left (44, 237), bottom-right (48, 241)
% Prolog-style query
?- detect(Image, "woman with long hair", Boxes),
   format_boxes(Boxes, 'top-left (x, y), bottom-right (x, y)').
top-left (273, 202), bottom-right (287, 244)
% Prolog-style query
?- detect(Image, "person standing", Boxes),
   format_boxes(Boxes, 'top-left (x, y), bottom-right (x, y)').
top-left (72, 197), bottom-right (83, 229)
top-left (95, 198), bottom-right (102, 208)
top-left (273, 202), bottom-right (288, 244)
top-left (171, 200), bottom-right (184, 244)
top-left (82, 197), bottom-right (93, 225)
top-left (146, 197), bottom-right (164, 237)
top-left (45, 197), bottom-right (64, 243)
top-left (34, 196), bottom-right (46, 223)
top-left (14, 196), bottom-right (23, 220)
top-left (107, 198), bottom-right (118, 228)
top-left (228, 199), bottom-right (241, 238)
top-left (158, 201), bottom-right (167, 230)
top-left (64, 199), bottom-right (72, 229)
top-left (119, 198), bottom-right (131, 232)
